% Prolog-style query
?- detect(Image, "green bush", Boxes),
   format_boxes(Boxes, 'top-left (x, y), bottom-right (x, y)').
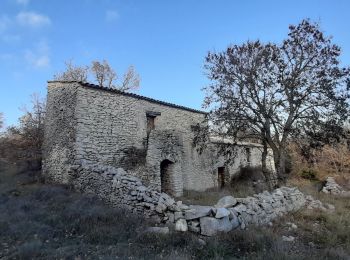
top-left (300, 169), bottom-right (318, 180)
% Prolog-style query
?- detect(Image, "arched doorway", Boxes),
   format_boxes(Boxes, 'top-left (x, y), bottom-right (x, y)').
top-left (160, 159), bottom-right (174, 195)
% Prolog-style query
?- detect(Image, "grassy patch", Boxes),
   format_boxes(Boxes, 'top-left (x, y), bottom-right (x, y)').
top-left (1, 161), bottom-right (350, 259)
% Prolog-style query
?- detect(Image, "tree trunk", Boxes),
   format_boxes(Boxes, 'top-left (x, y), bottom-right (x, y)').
top-left (261, 140), bottom-right (271, 187)
top-left (274, 148), bottom-right (287, 183)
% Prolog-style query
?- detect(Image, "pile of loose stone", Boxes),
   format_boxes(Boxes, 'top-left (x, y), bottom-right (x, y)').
top-left (322, 176), bottom-right (349, 195)
top-left (70, 161), bottom-right (332, 236)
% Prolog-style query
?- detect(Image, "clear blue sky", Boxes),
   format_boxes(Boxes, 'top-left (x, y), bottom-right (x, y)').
top-left (0, 0), bottom-right (349, 127)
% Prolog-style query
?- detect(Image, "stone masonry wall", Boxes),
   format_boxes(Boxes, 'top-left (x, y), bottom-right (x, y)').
top-left (73, 84), bottom-right (212, 193)
top-left (42, 82), bottom-right (79, 184)
top-left (43, 81), bottom-right (277, 196)
top-left (68, 161), bottom-right (321, 236)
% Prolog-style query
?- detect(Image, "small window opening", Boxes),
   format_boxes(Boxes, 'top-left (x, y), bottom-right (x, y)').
top-left (218, 167), bottom-right (225, 188)
top-left (147, 115), bottom-right (155, 133)
top-left (245, 147), bottom-right (251, 164)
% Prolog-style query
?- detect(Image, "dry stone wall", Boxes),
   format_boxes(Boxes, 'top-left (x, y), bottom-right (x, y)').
top-left (68, 160), bottom-right (324, 236)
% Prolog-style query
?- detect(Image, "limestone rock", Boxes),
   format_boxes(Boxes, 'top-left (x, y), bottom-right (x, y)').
top-left (230, 214), bottom-right (240, 230)
top-left (175, 219), bottom-right (188, 232)
top-left (215, 196), bottom-right (237, 208)
top-left (184, 205), bottom-right (213, 220)
top-left (282, 235), bottom-right (295, 242)
top-left (215, 208), bottom-right (230, 219)
top-left (322, 177), bottom-right (345, 195)
top-left (200, 216), bottom-right (233, 236)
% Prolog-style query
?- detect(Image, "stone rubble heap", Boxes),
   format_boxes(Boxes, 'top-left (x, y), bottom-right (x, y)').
top-left (322, 177), bottom-right (347, 195)
top-left (70, 162), bottom-right (332, 236)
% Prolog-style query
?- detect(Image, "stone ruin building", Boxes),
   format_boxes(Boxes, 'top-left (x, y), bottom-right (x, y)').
top-left (42, 81), bottom-right (334, 236)
top-left (43, 81), bottom-right (276, 197)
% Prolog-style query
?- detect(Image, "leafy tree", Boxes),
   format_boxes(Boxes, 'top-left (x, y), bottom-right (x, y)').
top-left (54, 60), bottom-right (140, 91)
top-left (203, 19), bottom-right (350, 182)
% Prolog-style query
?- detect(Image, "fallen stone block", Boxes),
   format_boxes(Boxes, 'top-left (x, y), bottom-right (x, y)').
top-left (175, 219), bottom-right (188, 232)
top-left (215, 208), bottom-right (230, 219)
top-left (215, 195), bottom-right (237, 208)
top-left (184, 205), bottom-right (213, 220)
top-left (200, 216), bottom-right (233, 236)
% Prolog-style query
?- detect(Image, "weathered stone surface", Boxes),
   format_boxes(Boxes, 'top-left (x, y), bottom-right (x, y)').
top-left (215, 208), bottom-right (230, 219)
top-left (200, 216), bottom-right (233, 236)
top-left (184, 206), bottom-right (213, 220)
top-left (174, 211), bottom-right (184, 221)
top-left (215, 196), bottom-right (237, 208)
top-left (230, 214), bottom-right (240, 229)
top-left (322, 177), bottom-right (346, 195)
top-left (175, 219), bottom-right (188, 232)
top-left (282, 235), bottom-right (295, 242)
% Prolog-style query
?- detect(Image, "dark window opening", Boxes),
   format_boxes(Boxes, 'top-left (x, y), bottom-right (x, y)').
top-left (146, 115), bottom-right (155, 133)
top-left (245, 147), bottom-right (251, 164)
top-left (218, 167), bottom-right (225, 188)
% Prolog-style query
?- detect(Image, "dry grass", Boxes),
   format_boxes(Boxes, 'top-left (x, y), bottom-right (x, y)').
top-left (179, 184), bottom-right (257, 206)
top-left (1, 160), bottom-right (350, 259)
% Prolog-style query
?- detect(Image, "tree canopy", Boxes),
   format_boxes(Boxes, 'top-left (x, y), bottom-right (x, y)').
top-left (54, 60), bottom-right (140, 92)
top-left (203, 19), bottom-right (350, 182)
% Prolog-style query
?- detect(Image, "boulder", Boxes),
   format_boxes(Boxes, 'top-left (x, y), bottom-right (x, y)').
top-left (200, 216), bottom-right (233, 236)
top-left (175, 219), bottom-right (188, 232)
top-left (215, 208), bottom-right (230, 219)
top-left (184, 205), bottom-right (213, 220)
top-left (230, 214), bottom-right (240, 230)
top-left (215, 196), bottom-right (237, 208)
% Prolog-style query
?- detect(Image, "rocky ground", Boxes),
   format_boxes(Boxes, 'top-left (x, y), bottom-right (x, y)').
top-left (1, 161), bottom-right (350, 259)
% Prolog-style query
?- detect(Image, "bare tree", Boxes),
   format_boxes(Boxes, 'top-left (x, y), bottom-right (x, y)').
top-left (203, 19), bottom-right (350, 182)
top-left (54, 60), bottom-right (89, 82)
top-left (0, 94), bottom-right (46, 164)
top-left (19, 93), bottom-right (46, 153)
top-left (54, 60), bottom-right (140, 91)
top-left (91, 60), bottom-right (117, 88)
top-left (119, 65), bottom-right (140, 91)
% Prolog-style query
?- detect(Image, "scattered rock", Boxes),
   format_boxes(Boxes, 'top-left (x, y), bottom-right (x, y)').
top-left (322, 177), bottom-right (345, 195)
top-left (282, 235), bottom-right (295, 242)
top-left (198, 238), bottom-right (206, 246)
top-left (175, 219), bottom-right (188, 232)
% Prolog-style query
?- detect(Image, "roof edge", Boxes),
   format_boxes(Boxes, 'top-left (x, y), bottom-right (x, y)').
top-left (47, 80), bottom-right (207, 115)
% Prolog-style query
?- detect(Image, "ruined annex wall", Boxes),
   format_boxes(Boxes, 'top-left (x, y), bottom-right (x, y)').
top-left (225, 145), bottom-right (276, 179)
top-left (74, 84), bottom-right (213, 193)
top-left (42, 82), bottom-right (79, 184)
top-left (70, 161), bottom-right (319, 236)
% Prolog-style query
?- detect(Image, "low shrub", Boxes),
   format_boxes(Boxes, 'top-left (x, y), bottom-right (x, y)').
top-left (300, 169), bottom-right (318, 181)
